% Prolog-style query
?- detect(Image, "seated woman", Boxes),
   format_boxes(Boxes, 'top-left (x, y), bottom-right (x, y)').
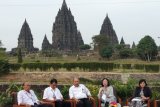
top-left (131, 79), bottom-right (152, 107)
top-left (98, 78), bottom-right (121, 107)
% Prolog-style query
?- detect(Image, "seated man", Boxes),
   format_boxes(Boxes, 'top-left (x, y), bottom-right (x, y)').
top-left (69, 77), bottom-right (94, 107)
top-left (43, 78), bottom-right (64, 107)
top-left (17, 82), bottom-right (52, 107)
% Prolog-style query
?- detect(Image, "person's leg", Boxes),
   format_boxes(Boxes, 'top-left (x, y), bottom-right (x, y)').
top-left (55, 100), bottom-right (63, 107)
top-left (63, 101), bottom-right (71, 107)
top-left (105, 102), bottom-right (109, 107)
top-left (38, 104), bottom-right (53, 107)
top-left (76, 100), bottom-right (84, 107)
top-left (83, 98), bottom-right (92, 107)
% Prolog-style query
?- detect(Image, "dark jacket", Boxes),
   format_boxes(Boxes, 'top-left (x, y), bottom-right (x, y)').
top-left (133, 86), bottom-right (152, 98)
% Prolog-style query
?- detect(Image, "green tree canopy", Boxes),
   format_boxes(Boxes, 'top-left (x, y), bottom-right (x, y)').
top-left (0, 40), bottom-right (7, 60)
top-left (92, 35), bottom-right (109, 50)
top-left (99, 46), bottom-right (113, 59)
top-left (137, 35), bottom-right (158, 61)
top-left (79, 44), bottom-right (91, 50)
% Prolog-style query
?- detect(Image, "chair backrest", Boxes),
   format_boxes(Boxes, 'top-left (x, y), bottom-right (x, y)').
top-left (11, 92), bottom-right (18, 105)
top-left (112, 86), bottom-right (122, 104)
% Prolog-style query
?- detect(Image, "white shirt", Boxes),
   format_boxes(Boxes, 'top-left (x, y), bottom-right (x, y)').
top-left (43, 87), bottom-right (63, 100)
top-left (17, 90), bottom-right (39, 105)
top-left (69, 84), bottom-right (91, 99)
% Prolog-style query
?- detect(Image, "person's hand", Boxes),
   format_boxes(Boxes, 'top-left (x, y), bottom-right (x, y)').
top-left (89, 96), bottom-right (94, 101)
top-left (141, 96), bottom-right (148, 101)
top-left (25, 104), bottom-right (31, 107)
top-left (72, 97), bottom-right (80, 104)
top-left (75, 99), bottom-right (80, 104)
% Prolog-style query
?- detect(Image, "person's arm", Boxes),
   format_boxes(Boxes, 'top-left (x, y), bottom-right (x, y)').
top-left (108, 86), bottom-right (114, 97)
top-left (43, 89), bottom-right (55, 103)
top-left (69, 87), bottom-right (74, 99)
top-left (58, 89), bottom-right (63, 100)
top-left (142, 87), bottom-right (151, 100)
top-left (31, 90), bottom-right (39, 104)
top-left (83, 85), bottom-right (91, 97)
top-left (17, 91), bottom-right (30, 106)
top-left (97, 87), bottom-right (103, 99)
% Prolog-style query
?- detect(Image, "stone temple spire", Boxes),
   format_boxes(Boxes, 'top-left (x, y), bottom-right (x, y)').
top-left (52, 0), bottom-right (84, 51)
top-left (42, 34), bottom-right (52, 51)
top-left (18, 19), bottom-right (35, 52)
top-left (100, 14), bottom-right (119, 45)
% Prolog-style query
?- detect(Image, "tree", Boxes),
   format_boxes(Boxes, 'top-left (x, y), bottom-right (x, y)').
top-left (120, 37), bottom-right (125, 45)
top-left (92, 35), bottom-right (109, 51)
top-left (99, 46), bottom-right (113, 59)
top-left (137, 35), bottom-right (158, 61)
top-left (0, 40), bottom-right (6, 60)
top-left (119, 48), bottom-right (133, 58)
top-left (79, 44), bottom-right (91, 50)
top-left (17, 48), bottom-right (23, 63)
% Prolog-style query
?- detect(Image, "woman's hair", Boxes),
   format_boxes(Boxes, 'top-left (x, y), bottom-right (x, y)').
top-left (139, 79), bottom-right (147, 87)
top-left (101, 78), bottom-right (110, 87)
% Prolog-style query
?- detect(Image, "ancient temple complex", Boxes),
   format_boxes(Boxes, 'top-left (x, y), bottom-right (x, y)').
top-left (100, 15), bottom-right (119, 45)
top-left (52, 0), bottom-right (84, 51)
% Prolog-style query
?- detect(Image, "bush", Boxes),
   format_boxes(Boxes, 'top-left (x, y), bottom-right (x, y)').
top-left (145, 64), bottom-right (159, 72)
top-left (134, 64), bottom-right (145, 70)
top-left (122, 64), bottom-right (132, 69)
top-left (0, 59), bottom-right (10, 75)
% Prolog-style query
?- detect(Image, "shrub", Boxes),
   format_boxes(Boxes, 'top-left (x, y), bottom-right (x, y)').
top-left (145, 64), bottom-right (159, 72)
top-left (0, 59), bottom-right (10, 75)
top-left (122, 64), bottom-right (132, 69)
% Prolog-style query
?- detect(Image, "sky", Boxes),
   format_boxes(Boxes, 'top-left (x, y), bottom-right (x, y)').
top-left (0, 0), bottom-right (160, 51)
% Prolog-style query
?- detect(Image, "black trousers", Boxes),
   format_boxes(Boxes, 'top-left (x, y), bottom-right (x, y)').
top-left (31, 103), bottom-right (53, 107)
top-left (76, 98), bottom-right (92, 107)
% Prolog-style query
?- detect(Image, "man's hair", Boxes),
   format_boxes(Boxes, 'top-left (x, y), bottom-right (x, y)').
top-left (73, 77), bottom-right (79, 81)
top-left (22, 82), bottom-right (30, 86)
top-left (50, 78), bottom-right (57, 84)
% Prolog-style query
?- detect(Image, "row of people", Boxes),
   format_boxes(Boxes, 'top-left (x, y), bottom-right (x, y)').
top-left (17, 78), bottom-right (152, 107)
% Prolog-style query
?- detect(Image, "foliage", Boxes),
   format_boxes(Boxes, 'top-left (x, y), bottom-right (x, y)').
top-left (114, 79), bottom-right (136, 99)
top-left (61, 85), bottom-right (70, 99)
top-left (119, 48), bottom-right (133, 59)
top-left (122, 64), bottom-right (132, 69)
top-left (10, 62), bottom-right (114, 72)
top-left (99, 46), bottom-right (113, 59)
top-left (137, 35), bottom-right (158, 61)
top-left (151, 89), bottom-right (160, 100)
top-left (0, 48), bottom-right (7, 60)
top-left (0, 59), bottom-right (10, 75)
top-left (17, 48), bottom-right (23, 63)
top-left (92, 35), bottom-right (109, 50)
top-left (145, 64), bottom-right (159, 72)
top-left (79, 44), bottom-right (91, 50)
top-left (86, 84), bottom-right (99, 97)
top-left (0, 83), bottom-right (22, 106)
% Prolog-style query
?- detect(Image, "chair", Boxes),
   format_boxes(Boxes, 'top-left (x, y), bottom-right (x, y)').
top-left (11, 92), bottom-right (55, 107)
top-left (153, 100), bottom-right (160, 107)
top-left (98, 86), bottom-right (122, 107)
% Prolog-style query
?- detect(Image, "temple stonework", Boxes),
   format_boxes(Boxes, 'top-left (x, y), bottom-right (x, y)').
top-left (42, 34), bottom-right (52, 51)
top-left (11, 19), bottom-right (38, 53)
top-left (52, 0), bottom-right (84, 51)
top-left (100, 15), bottom-right (119, 45)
